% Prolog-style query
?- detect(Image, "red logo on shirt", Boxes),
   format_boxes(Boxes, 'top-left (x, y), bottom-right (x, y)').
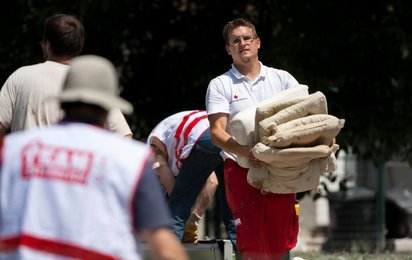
top-left (21, 140), bottom-right (93, 184)
top-left (229, 94), bottom-right (247, 104)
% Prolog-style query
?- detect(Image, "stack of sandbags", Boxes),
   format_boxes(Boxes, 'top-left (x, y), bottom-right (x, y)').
top-left (228, 84), bottom-right (309, 166)
top-left (229, 88), bottom-right (345, 194)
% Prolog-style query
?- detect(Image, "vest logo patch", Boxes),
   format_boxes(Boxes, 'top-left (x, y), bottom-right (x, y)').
top-left (21, 140), bottom-right (93, 184)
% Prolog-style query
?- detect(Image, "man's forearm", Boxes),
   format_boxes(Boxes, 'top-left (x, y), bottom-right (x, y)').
top-left (211, 130), bottom-right (251, 158)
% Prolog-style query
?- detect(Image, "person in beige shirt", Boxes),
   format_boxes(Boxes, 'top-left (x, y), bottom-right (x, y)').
top-left (0, 13), bottom-right (132, 139)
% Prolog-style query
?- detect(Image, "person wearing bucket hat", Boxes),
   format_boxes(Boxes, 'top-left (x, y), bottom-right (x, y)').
top-left (0, 55), bottom-right (188, 260)
top-left (0, 13), bottom-right (133, 139)
top-left (60, 55), bottom-right (133, 114)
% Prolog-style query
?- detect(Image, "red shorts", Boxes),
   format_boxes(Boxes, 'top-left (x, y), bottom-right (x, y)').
top-left (224, 159), bottom-right (299, 256)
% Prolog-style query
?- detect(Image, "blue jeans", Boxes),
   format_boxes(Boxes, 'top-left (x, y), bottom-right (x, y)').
top-left (168, 130), bottom-right (236, 248)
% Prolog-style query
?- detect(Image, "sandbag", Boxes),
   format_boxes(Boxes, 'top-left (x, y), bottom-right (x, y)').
top-left (262, 116), bottom-right (345, 148)
top-left (228, 85), bottom-right (309, 146)
top-left (257, 91), bottom-right (328, 142)
top-left (248, 144), bottom-right (339, 194)
top-left (228, 85), bottom-right (309, 168)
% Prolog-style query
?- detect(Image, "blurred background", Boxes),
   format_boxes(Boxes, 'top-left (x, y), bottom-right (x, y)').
top-left (1, 0), bottom-right (411, 256)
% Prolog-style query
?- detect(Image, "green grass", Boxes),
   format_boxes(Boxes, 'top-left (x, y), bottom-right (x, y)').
top-left (291, 252), bottom-right (412, 260)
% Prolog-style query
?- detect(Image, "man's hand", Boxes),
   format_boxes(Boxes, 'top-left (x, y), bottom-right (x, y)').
top-left (248, 147), bottom-right (264, 168)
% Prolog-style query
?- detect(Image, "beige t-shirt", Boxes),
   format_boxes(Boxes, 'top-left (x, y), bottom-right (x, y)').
top-left (0, 61), bottom-right (132, 137)
top-left (0, 61), bottom-right (67, 131)
top-left (105, 108), bottom-right (133, 137)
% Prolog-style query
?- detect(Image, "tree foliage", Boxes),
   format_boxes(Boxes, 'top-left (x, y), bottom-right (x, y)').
top-left (1, 0), bottom-right (411, 165)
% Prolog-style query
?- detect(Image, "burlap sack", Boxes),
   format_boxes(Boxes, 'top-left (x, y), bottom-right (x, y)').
top-left (228, 85), bottom-right (309, 146)
top-left (262, 116), bottom-right (345, 148)
top-left (228, 85), bottom-right (309, 168)
top-left (248, 143), bottom-right (339, 194)
top-left (257, 91), bottom-right (328, 142)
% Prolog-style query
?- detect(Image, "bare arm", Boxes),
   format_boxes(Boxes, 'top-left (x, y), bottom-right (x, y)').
top-left (150, 137), bottom-right (176, 196)
top-left (208, 113), bottom-right (262, 167)
top-left (154, 159), bottom-right (176, 196)
top-left (140, 228), bottom-right (188, 260)
top-left (191, 172), bottom-right (218, 218)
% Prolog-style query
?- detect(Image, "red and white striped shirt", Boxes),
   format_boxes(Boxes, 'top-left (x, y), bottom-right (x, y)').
top-left (147, 110), bottom-right (209, 176)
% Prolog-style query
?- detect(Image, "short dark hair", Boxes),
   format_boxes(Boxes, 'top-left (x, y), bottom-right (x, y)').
top-left (61, 102), bottom-right (108, 126)
top-left (222, 18), bottom-right (258, 46)
top-left (43, 14), bottom-right (85, 57)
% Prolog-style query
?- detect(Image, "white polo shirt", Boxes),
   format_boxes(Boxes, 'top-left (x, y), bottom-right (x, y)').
top-left (205, 62), bottom-right (299, 160)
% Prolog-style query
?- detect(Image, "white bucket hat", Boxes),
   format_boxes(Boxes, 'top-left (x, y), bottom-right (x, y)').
top-left (60, 55), bottom-right (133, 114)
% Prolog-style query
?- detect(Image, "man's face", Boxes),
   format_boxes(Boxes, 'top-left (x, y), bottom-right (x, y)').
top-left (225, 26), bottom-right (260, 63)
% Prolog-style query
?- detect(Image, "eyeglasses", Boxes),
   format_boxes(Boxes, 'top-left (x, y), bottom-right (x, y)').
top-left (229, 35), bottom-right (257, 46)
